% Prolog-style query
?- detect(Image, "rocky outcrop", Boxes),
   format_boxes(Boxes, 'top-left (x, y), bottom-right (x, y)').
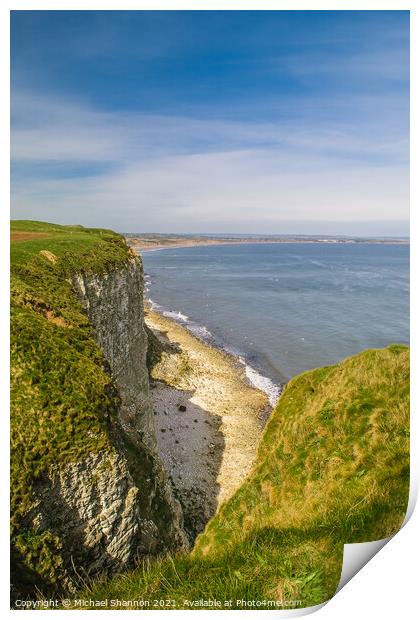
top-left (27, 424), bottom-right (187, 589)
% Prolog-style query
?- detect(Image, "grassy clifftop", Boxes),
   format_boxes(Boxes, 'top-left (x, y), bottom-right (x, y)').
top-left (10, 221), bottom-right (131, 585)
top-left (82, 345), bottom-right (409, 609)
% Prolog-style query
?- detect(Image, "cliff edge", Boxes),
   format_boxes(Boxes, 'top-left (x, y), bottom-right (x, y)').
top-left (10, 221), bottom-right (187, 597)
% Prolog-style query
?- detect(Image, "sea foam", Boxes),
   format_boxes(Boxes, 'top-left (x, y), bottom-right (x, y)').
top-left (163, 310), bottom-right (189, 322)
top-left (186, 323), bottom-right (212, 339)
top-left (147, 294), bottom-right (281, 407)
top-left (239, 357), bottom-right (282, 407)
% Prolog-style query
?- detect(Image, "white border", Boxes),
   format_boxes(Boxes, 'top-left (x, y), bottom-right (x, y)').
top-left (2, 1), bottom-right (418, 618)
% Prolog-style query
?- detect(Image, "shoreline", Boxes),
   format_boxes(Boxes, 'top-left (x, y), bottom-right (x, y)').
top-left (145, 307), bottom-right (272, 541)
top-left (142, 263), bottom-right (283, 407)
top-left (128, 237), bottom-right (409, 253)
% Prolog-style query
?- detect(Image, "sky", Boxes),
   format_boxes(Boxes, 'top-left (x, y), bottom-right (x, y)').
top-left (10, 10), bottom-right (409, 235)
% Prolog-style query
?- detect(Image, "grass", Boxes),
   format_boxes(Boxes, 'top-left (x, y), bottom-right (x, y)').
top-left (73, 344), bottom-right (409, 609)
top-left (10, 220), bottom-right (132, 588)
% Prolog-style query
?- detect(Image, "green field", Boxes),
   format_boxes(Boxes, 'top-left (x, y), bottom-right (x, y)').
top-left (75, 344), bottom-right (409, 609)
top-left (10, 221), bottom-right (132, 588)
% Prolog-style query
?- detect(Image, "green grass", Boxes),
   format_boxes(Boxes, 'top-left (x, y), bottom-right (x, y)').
top-left (10, 220), bottom-right (132, 587)
top-left (11, 220), bottom-right (130, 273)
top-left (74, 345), bottom-right (409, 609)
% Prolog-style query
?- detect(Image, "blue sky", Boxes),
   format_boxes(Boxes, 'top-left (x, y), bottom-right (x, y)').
top-left (11, 10), bottom-right (409, 235)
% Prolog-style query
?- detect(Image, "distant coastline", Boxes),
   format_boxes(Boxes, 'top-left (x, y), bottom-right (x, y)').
top-left (125, 233), bottom-right (409, 252)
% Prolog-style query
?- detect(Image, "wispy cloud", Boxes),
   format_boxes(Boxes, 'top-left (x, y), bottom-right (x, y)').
top-left (11, 91), bottom-right (408, 234)
top-left (10, 11), bottom-right (409, 235)
top-left (11, 91), bottom-right (407, 164)
top-left (266, 47), bottom-right (409, 84)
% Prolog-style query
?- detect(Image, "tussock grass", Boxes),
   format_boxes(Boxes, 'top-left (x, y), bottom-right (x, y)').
top-left (74, 344), bottom-right (409, 609)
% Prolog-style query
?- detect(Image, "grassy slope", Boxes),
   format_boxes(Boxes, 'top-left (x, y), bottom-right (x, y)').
top-left (10, 220), bottom-right (131, 586)
top-left (81, 345), bottom-right (409, 609)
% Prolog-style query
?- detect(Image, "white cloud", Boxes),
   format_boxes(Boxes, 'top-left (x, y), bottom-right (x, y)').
top-left (10, 92), bottom-right (409, 233)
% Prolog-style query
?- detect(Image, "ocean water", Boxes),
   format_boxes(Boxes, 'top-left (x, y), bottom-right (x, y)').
top-left (141, 243), bottom-right (409, 404)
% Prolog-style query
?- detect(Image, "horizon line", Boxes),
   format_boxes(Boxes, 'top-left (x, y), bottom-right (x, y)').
top-left (122, 231), bottom-right (410, 239)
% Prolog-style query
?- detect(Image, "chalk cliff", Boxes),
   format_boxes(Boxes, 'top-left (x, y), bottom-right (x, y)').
top-left (72, 251), bottom-right (155, 448)
top-left (10, 224), bottom-right (187, 597)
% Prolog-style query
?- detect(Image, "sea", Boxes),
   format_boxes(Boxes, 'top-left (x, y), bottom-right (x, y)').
top-left (141, 243), bottom-right (409, 406)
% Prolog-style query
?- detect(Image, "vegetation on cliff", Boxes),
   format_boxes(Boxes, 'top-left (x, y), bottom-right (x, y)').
top-left (78, 344), bottom-right (409, 609)
top-left (10, 221), bottom-right (409, 607)
top-left (10, 221), bottom-right (132, 588)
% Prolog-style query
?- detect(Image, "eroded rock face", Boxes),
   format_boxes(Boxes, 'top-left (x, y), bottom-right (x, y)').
top-left (30, 450), bottom-right (145, 578)
top-left (24, 254), bottom-right (187, 592)
top-left (28, 427), bottom-right (187, 589)
top-left (72, 254), bottom-right (155, 448)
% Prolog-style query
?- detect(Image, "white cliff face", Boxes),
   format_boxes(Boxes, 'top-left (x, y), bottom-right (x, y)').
top-left (25, 254), bottom-right (187, 591)
top-left (72, 253), bottom-right (155, 448)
